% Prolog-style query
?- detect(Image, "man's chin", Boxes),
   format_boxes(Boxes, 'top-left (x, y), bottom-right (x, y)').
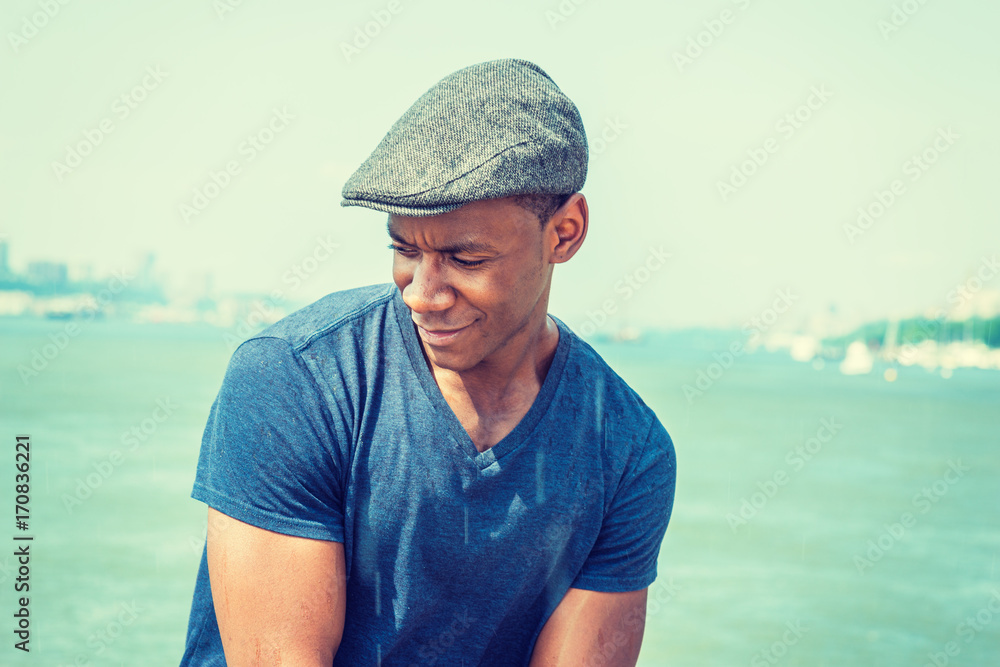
top-left (421, 344), bottom-right (479, 374)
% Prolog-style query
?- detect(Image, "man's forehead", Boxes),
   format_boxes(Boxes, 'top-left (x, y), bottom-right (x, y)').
top-left (386, 215), bottom-right (521, 254)
top-left (386, 218), bottom-right (502, 253)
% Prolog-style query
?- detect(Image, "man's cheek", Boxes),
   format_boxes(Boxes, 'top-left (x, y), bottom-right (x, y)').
top-left (392, 264), bottom-right (411, 290)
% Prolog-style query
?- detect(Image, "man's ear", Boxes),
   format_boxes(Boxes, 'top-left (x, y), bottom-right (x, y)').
top-left (548, 194), bottom-right (588, 264)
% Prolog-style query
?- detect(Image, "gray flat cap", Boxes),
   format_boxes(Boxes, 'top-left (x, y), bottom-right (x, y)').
top-left (341, 58), bottom-right (588, 217)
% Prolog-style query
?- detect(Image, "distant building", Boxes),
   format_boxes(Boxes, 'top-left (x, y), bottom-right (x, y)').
top-left (27, 261), bottom-right (68, 287)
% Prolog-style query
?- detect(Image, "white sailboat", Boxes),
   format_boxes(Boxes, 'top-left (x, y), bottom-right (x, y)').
top-left (840, 341), bottom-right (873, 375)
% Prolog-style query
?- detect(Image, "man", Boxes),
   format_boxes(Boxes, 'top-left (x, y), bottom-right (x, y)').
top-left (181, 58), bottom-right (676, 666)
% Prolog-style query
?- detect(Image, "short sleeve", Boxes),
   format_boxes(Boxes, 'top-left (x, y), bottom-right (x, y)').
top-left (192, 336), bottom-right (345, 542)
top-left (572, 418), bottom-right (676, 592)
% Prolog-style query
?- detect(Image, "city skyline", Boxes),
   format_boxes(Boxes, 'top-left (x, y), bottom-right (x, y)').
top-left (3, 236), bottom-right (998, 340)
top-left (2, 0), bottom-right (997, 334)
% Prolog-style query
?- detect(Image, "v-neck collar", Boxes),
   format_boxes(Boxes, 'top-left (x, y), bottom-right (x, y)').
top-left (391, 287), bottom-right (571, 470)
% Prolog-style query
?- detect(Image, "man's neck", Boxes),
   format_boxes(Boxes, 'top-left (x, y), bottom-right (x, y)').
top-left (433, 313), bottom-right (558, 400)
top-left (426, 314), bottom-right (560, 450)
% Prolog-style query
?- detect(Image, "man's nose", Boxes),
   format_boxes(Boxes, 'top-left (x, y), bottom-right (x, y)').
top-left (402, 257), bottom-right (455, 313)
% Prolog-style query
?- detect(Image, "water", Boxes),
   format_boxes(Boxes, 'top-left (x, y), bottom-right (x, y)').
top-left (1, 319), bottom-right (997, 665)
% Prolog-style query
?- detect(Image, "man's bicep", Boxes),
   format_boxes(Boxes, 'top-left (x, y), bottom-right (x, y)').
top-left (529, 587), bottom-right (647, 667)
top-left (207, 507), bottom-right (346, 666)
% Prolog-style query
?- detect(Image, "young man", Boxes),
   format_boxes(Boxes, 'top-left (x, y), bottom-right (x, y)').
top-left (181, 58), bottom-right (676, 666)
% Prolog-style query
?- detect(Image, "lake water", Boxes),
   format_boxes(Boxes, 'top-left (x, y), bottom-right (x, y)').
top-left (1, 317), bottom-right (997, 666)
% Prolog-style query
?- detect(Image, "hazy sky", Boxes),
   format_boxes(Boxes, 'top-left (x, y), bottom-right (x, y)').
top-left (2, 0), bottom-right (997, 332)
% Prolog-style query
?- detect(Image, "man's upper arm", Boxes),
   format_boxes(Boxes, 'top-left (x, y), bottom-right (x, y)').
top-left (529, 587), bottom-right (647, 667)
top-left (531, 416), bottom-right (675, 665)
top-left (207, 508), bottom-right (346, 666)
top-left (193, 337), bottom-right (350, 662)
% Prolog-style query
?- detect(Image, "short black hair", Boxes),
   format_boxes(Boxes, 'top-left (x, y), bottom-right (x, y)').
top-left (513, 193), bottom-right (573, 227)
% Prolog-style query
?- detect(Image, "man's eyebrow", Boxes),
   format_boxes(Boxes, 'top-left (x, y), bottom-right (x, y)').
top-left (386, 226), bottom-right (408, 244)
top-left (386, 225), bottom-right (499, 255)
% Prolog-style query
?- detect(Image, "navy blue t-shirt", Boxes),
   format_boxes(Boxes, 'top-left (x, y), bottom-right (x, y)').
top-left (181, 283), bottom-right (676, 666)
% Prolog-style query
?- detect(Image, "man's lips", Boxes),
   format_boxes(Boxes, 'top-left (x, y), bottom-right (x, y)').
top-left (414, 321), bottom-right (472, 346)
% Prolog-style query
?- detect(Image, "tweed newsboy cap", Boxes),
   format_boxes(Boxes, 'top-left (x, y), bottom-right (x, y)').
top-left (340, 58), bottom-right (588, 217)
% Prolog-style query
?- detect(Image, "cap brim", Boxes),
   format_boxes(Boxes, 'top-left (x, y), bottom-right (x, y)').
top-left (340, 198), bottom-right (464, 217)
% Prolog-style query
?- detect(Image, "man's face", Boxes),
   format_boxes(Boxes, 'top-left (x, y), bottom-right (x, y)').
top-left (388, 197), bottom-right (553, 374)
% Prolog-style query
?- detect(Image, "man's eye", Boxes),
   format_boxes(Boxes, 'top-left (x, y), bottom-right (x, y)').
top-left (452, 257), bottom-right (485, 268)
top-left (388, 244), bottom-right (416, 256)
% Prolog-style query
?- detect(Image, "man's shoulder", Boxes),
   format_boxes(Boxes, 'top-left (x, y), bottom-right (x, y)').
top-left (557, 321), bottom-right (657, 426)
top-left (555, 324), bottom-right (672, 489)
top-left (250, 283), bottom-right (397, 352)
